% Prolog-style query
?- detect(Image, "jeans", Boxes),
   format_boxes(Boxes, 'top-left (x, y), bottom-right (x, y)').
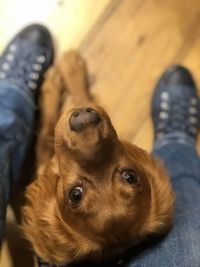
top-left (125, 136), bottom-right (200, 267)
top-left (0, 81), bottom-right (34, 246)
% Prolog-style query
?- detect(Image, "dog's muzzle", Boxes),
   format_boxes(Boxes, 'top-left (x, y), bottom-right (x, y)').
top-left (69, 107), bottom-right (101, 132)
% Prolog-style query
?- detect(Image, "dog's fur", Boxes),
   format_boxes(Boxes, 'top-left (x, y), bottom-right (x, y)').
top-left (21, 51), bottom-right (175, 265)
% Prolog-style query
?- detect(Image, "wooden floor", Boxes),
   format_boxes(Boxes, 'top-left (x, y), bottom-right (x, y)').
top-left (2, 0), bottom-right (200, 266)
top-left (81, 0), bottom-right (200, 152)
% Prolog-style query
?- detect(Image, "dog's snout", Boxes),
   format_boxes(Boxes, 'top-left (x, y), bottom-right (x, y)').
top-left (69, 107), bottom-right (101, 131)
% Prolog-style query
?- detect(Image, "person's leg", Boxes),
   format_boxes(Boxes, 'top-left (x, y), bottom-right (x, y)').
top-left (0, 24), bottom-right (53, 246)
top-left (0, 81), bottom-right (35, 243)
top-left (124, 66), bottom-right (200, 267)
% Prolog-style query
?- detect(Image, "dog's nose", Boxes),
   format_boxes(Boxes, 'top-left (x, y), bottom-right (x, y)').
top-left (69, 108), bottom-right (101, 131)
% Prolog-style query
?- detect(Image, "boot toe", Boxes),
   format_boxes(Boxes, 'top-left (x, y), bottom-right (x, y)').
top-left (160, 65), bottom-right (195, 87)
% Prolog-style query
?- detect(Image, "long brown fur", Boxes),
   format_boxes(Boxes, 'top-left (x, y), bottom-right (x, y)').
top-left (21, 51), bottom-right (175, 265)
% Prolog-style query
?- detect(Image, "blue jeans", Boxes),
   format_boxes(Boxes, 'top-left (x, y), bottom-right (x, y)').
top-left (0, 81), bottom-right (34, 246)
top-left (125, 136), bottom-right (200, 267)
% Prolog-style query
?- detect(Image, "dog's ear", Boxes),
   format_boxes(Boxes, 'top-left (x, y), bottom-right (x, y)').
top-left (143, 156), bottom-right (175, 235)
top-left (122, 141), bottom-right (175, 235)
top-left (21, 173), bottom-right (71, 264)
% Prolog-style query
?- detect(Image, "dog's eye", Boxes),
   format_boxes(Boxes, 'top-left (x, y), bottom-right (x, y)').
top-left (69, 187), bottom-right (83, 204)
top-left (122, 170), bottom-right (139, 184)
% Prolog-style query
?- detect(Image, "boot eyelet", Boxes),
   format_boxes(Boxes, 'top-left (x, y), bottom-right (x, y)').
top-left (189, 107), bottom-right (197, 114)
top-left (30, 72), bottom-right (39, 80)
top-left (160, 102), bottom-right (169, 110)
top-left (190, 98), bottom-right (198, 105)
top-left (9, 43), bottom-right (17, 52)
top-left (36, 55), bottom-right (46, 64)
top-left (32, 63), bottom-right (42, 71)
top-left (161, 92), bottom-right (169, 101)
top-left (159, 111), bottom-right (168, 120)
top-left (28, 81), bottom-right (37, 90)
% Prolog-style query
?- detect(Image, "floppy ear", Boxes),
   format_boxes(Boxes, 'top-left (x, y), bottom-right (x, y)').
top-left (122, 141), bottom-right (175, 235)
top-left (144, 156), bottom-right (175, 234)
top-left (21, 159), bottom-right (63, 262)
top-left (21, 159), bottom-right (73, 264)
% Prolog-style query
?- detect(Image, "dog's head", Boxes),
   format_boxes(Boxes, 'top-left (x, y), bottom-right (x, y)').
top-left (22, 105), bottom-right (174, 264)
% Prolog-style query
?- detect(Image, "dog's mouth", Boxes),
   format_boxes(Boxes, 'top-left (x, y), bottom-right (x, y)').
top-left (69, 107), bottom-right (101, 132)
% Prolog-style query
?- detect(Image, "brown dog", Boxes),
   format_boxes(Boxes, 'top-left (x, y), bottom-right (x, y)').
top-left (21, 51), bottom-right (175, 265)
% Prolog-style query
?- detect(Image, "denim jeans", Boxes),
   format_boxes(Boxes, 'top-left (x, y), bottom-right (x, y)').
top-left (0, 81), bottom-right (34, 246)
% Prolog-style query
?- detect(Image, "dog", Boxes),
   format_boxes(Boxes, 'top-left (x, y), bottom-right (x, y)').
top-left (21, 51), bottom-right (175, 265)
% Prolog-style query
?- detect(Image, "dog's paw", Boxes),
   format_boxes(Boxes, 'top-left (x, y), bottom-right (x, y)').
top-left (57, 50), bottom-right (88, 92)
top-left (44, 66), bottom-right (64, 90)
top-left (58, 50), bottom-right (87, 77)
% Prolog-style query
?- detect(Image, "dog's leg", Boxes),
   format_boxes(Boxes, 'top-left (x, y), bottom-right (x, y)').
top-left (57, 50), bottom-right (93, 107)
top-left (36, 67), bottom-right (65, 167)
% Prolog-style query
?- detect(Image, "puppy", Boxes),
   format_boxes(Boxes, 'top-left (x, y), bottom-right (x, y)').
top-left (21, 51), bottom-right (175, 265)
